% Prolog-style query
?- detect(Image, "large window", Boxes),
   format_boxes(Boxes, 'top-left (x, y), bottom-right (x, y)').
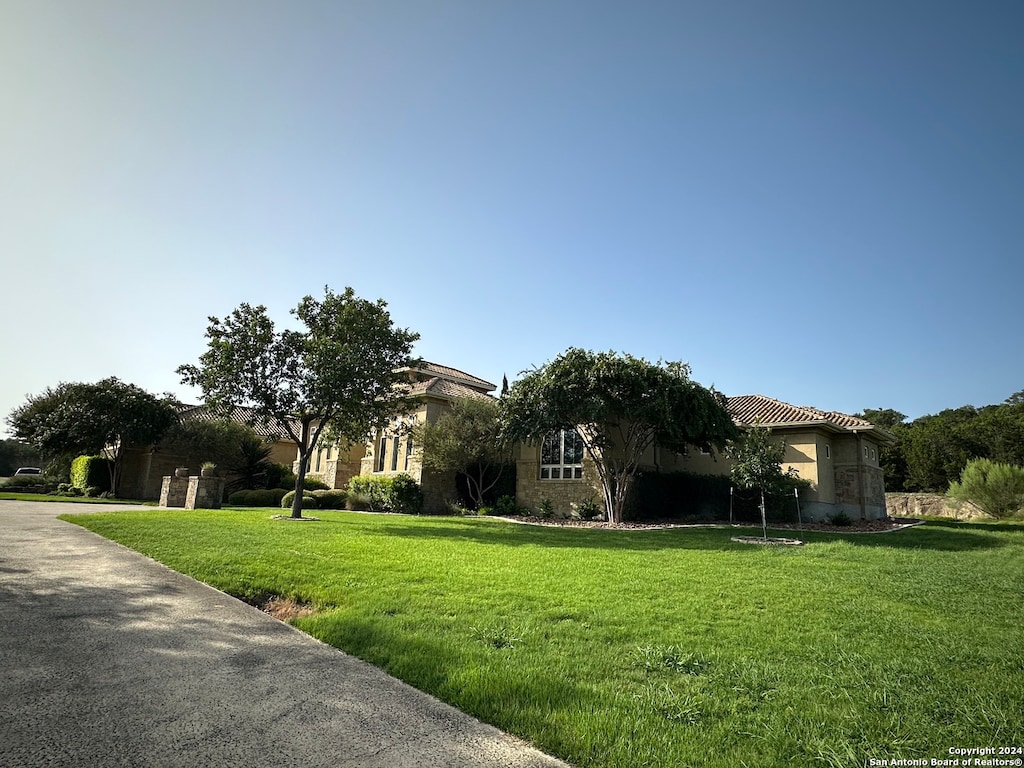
top-left (376, 436), bottom-right (387, 472)
top-left (540, 429), bottom-right (585, 480)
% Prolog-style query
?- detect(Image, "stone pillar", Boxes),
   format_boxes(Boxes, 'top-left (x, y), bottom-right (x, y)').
top-left (185, 476), bottom-right (225, 510)
top-left (159, 475), bottom-right (190, 508)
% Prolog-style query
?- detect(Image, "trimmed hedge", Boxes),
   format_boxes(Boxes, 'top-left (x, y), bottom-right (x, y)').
top-left (281, 490), bottom-right (318, 510)
top-left (624, 470), bottom-right (806, 523)
top-left (228, 488), bottom-right (289, 507)
top-left (70, 455), bottom-right (112, 492)
top-left (301, 476), bottom-right (330, 491)
top-left (311, 489), bottom-right (348, 510)
top-left (347, 474), bottom-right (423, 514)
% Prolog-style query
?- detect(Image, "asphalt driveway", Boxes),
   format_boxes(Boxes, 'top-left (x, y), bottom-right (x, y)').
top-left (0, 500), bottom-right (570, 768)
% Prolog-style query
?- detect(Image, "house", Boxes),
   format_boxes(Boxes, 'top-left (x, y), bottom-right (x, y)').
top-left (514, 394), bottom-right (895, 522)
top-left (118, 404), bottom-right (298, 500)
top-left (300, 361), bottom-right (496, 512)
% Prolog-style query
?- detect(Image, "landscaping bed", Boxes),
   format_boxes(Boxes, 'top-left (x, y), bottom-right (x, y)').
top-left (499, 514), bottom-right (920, 533)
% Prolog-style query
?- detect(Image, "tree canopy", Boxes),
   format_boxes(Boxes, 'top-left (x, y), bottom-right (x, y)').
top-left (6, 377), bottom-right (178, 494)
top-left (501, 348), bottom-right (737, 523)
top-left (860, 394), bottom-right (1024, 493)
top-left (178, 286), bottom-right (419, 518)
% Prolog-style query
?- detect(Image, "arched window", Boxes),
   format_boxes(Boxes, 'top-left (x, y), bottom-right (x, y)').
top-left (540, 429), bottom-right (584, 480)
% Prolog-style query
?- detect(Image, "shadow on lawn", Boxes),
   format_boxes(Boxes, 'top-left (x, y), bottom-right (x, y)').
top-left (793, 521), bottom-right (1011, 552)
top-left (369, 517), bottom-right (1011, 554)
top-left (367, 518), bottom-right (743, 553)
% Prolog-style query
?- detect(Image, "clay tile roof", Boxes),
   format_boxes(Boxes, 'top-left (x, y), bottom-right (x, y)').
top-left (406, 377), bottom-right (495, 403)
top-left (176, 403), bottom-right (295, 441)
top-left (726, 394), bottom-right (885, 438)
top-left (409, 361), bottom-right (495, 392)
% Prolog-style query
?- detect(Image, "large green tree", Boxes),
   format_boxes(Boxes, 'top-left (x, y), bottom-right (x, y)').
top-left (178, 287), bottom-right (419, 518)
top-left (7, 378), bottom-right (178, 494)
top-left (415, 397), bottom-right (510, 509)
top-left (501, 348), bottom-right (737, 523)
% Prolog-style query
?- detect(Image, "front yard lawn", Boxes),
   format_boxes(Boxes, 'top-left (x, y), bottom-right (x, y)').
top-left (63, 510), bottom-right (1024, 768)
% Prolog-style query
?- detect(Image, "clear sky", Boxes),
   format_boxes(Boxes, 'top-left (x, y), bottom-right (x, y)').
top-left (2, 0), bottom-right (1022, 434)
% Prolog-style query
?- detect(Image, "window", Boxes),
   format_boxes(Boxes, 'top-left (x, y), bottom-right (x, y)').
top-left (404, 437), bottom-right (414, 471)
top-left (390, 435), bottom-right (400, 471)
top-left (825, 444), bottom-right (831, 459)
top-left (315, 447), bottom-right (322, 472)
top-left (540, 429), bottom-right (584, 480)
top-left (376, 436), bottom-right (387, 472)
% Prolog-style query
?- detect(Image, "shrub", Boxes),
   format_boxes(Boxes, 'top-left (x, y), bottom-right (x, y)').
top-left (345, 491), bottom-right (372, 511)
top-left (70, 455), bottom-right (112, 492)
top-left (828, 512), bottom-right (853, 527)
top-left (491, 495), bottom-right (532, 520)
top-left (311, 489), bottom-right (348, 509)
top-left (445, 499), bottom-right (473, 516)
top-left (347, 474), bottom-right (424, 514)
top-left (301, 476), bottom-right (330, 491)
top-left (537, 498), bottom-right (555, 519)
top-left (948, 458), bottom-right (1024, 519)
top-left (265, 463), bottom-right (296, 490)
top-left (280, 490), bottom-right (318, 510)
top-left (84, 485), bottom-right (102, 498)
top-left (576, 498), bottom-right (602, 521)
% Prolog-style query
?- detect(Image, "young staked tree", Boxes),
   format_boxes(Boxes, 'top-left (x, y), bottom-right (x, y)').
top-left (729, 422), bottom-right (800, 538)
top-left (415, 396), bottom-right (509, 509)
top-left (7, 378), bottom-right (178, 494)
top-left (178, 287), bottom-right (419, 519)
top-left (947, 458), bottom-right (1024, 519)
top-left (501, 348), bottom-right (737, 524)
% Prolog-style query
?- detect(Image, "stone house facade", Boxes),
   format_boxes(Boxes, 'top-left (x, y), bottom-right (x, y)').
top-left (300, 362), bottom-right (496, 513)
top-left (515, 394), bottom-right (894, 522)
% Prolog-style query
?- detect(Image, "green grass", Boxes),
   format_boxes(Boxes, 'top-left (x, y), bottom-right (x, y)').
top-left (62, 509), bottom-right (1024, 768)
top-left (1, 492), bottom-right (145, 504)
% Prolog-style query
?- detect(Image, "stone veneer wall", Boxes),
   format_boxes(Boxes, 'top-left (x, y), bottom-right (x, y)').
top-left (159, 476), bottom-right (189, 507)
top-left (885, 492), bottom-right (990, 520)
top-left (185, 476), bottom-right (225, 510)
top-left (515, 456), bottom-right (604, 518)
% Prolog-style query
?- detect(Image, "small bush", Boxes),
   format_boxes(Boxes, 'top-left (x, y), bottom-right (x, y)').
top-left (301, 476), bottom-right (330, 491)
top-left (948, 458), bottom-right (1024, 519)
top-left (84, 485), bottom-right (102, 498)
top-left (828, 511), bottom-right (853, 526)
top-left (576, 498), bottom-right (602, 521)
top-left (265, 463), bottom-right (296, 490)
top-left (228, 488), bottom-right (289, 507)
top-left (538, 498), bottom-right (555, 519)
top-left (445, 499), bottom-right (473, 516)
top-left (281, 490), bottom-right (318, 510)
top-left (311, 489), bottom-right (348, 509)
top-left (345, 491), bottom-right (372, 511)
top-left (347, 474), bottom-right (424, 514)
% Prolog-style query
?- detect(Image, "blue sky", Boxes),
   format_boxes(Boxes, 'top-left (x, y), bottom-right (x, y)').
top-left (2, 0), bottom-right (1022, 433)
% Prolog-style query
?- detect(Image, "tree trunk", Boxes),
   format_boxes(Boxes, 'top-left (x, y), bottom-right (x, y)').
top-left (292, 421), bottom-right (311, 519)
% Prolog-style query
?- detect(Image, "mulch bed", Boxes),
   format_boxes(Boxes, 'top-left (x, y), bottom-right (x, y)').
top-left (499, 515), bottom-right (922, 534)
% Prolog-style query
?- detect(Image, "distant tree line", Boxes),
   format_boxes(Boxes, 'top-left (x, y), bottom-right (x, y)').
top-left (860, 390), bottom-right (1024, 493)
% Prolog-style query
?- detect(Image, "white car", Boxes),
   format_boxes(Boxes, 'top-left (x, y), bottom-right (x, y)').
top-left (14, 467), bottom-right (42, 476)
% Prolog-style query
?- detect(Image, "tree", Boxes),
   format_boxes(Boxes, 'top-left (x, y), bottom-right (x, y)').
top-left (0, 439), bottom-right (41, 476)
top-left (501, 348), bottom-right (737, 524)
top-left (729, 422), bottom-right (802, 537)
top-left (158, 418), bottom-right (255, 471)
top-left (178, 287), bottom-right (419, 519)
top-left (947, 458), bottom-right (1024, 519)
top-left (415, 397), bottom-right (510, 509)
top-left (7, 378), bottom-right (178, 494)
